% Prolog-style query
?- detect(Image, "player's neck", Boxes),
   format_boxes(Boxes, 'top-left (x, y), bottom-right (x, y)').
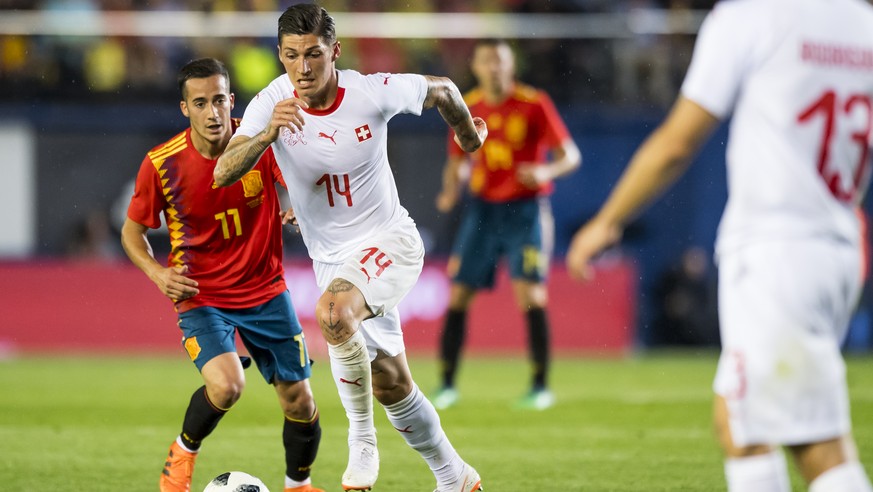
top-left (190, 132), bottom-right (230, 161)
top-left (483, 82), bottom-right (514, 105)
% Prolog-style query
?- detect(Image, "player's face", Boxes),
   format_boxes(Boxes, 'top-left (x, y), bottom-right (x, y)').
top-left (278, 33), bottom-right (340, 105)
top-left (180, 74), bottom-right (235, 154)
top-left (471, 44), bottom-right (515, 96)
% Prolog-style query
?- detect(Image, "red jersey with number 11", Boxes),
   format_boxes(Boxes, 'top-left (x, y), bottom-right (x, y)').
top-left (127, 119), bottom-right (287, 313)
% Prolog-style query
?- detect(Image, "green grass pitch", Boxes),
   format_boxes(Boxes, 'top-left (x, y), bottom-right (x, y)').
top-left (1, 352), bottom-right (871, 491)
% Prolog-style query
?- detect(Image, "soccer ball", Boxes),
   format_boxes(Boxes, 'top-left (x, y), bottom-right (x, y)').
top-left (203, 471), bottom-right (270, 492)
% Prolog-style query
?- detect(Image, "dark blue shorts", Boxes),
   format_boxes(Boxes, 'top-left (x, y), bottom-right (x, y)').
top-left (177, 290), bottom-right (312, 384)
top-left (451, 197), bottom-right (552, 289)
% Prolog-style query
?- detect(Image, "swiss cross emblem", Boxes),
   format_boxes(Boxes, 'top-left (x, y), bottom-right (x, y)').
top-left (355, 124), bottom-right (372, 142)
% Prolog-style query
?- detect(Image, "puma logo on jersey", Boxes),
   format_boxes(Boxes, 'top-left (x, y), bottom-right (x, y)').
top-left (318, 130), bottom-right (337, 144)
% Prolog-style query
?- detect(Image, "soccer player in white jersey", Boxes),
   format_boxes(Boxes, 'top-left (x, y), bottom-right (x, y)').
top-left (566, 0), bottom-right (873, 491)
top-left (214, 5), bottom-right (486, 492)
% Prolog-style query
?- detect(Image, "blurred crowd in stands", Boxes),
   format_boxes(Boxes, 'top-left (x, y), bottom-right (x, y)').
top-left (1, 0), bottom-right (714, 107)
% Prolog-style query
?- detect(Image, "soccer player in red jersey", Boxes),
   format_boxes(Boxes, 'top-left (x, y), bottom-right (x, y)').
top-left (433, 38), bottom-right (581, 411)
top-left (121, 58), bottom-right (323, 492)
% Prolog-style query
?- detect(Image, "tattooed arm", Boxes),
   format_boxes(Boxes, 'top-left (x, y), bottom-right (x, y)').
top-left (214, 134), bottom-right (271, 187)
top-left (423, 75), bottom-right (487, 153)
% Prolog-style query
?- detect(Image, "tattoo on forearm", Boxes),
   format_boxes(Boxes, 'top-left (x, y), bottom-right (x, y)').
top-left (217, 136), bottom-right (269, 184)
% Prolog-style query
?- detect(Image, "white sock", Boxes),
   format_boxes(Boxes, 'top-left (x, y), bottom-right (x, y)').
top-left (810, 461), bottom-right (873, 492)
top-left (284, 476), bottom-right (312, 488)
top-left (724, 451), bottom-right (791, 492)
top-left (328, 331), bottom-right (375, 446)
top-left (175, 436), bottom-right (198, 454)
top-left (383, 384), bottom-right (464, 486)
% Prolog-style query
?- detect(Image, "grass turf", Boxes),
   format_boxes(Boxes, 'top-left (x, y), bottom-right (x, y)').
top-left (1, 352), bottom-right (871, 491)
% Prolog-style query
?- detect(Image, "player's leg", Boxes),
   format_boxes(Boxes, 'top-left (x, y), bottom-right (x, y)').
top-left (510, 279), bottom-right (553, 410)
top-left (713, 394), bottom-right (791, 492)
top-left (313, 274), bottom-right (378, 491)
top-left (161, 308), bottom-right (244, 492)
top-left (237, 290), bottom-right (324, 492)
top-left (506, 197), bottom-right (553, 409)
top-left (372, 351), bottom-right (482, 492)
top-left (275, 380), bottom-right (323, 492)
top-left (434, 281), bottom-right (476, 409)
top-left (436, 198), bottom-right (498, 409)
top-left (788, 436), bottom-right (872, 491)
top-left (715, 240), bottom-right (870, 492)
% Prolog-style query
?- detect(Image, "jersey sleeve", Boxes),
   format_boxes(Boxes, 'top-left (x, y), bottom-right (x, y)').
top-left (364, 72), bottom-right (428, 119)
top-left (235, 86), bottom-right (280, 139)
top-left (126, 156), bottom-right (166, 229)
top-left (680, 0), bottom-right (758, 118)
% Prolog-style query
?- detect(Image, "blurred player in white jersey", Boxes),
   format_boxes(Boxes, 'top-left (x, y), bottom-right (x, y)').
top-left (566, 0), bottom-right (873, 491)
top-left (214, 5), bottom-right (486, 492)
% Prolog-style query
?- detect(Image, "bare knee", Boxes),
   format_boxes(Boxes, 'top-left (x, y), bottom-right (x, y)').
top-left (276, 380), bottom-right (317, 421)
top-left (316, 279), bottom-right (370, 345)
top-left (201, 353), bottom-right (246, 409)
top-left (205, 374), bottom-right (245, 409)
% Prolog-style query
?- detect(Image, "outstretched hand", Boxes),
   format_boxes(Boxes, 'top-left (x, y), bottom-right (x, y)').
top-left (566, 219), bottom-right (623, 281)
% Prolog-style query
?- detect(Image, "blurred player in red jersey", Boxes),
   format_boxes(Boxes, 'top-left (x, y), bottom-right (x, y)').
top-left (567, 0), bottom-right (873, 490)
top-left (214, 5), bottom-right (487, 491)
top-left (120, 58), bottom-right (323, 492)
top-left (433, 38), bottom-right (581, 411)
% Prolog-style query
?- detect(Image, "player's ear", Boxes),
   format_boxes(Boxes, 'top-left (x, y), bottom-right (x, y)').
top-left (180, 100), bottom-right (189, 118)
top-left (229, 92), bottom-right (235, 110)
top-left (332, 41), bottom-right (341, 61)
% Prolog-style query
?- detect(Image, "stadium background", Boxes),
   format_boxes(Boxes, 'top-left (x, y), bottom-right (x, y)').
top-left (1, 0), bottom-right (871, 354)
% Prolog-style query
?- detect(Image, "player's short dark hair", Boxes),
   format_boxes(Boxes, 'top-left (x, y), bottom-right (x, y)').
top-left (278, 4), bottom-right (336, 45)
top-left (177, 58), bottom-right (229, 99)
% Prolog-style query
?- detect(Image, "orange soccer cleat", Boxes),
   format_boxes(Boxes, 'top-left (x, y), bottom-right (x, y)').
top-left (159, 441), bottom-right (197, 492)
top-left (285, 485), bottom-right (326, 492)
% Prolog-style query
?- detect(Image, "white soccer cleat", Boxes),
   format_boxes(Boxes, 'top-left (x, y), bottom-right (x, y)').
top-left (434, 462), bottom-right (483, 492)
top-left (341, 441), bottom-right (379, 491)
top-left (432, 386), bottom-right (460, 410)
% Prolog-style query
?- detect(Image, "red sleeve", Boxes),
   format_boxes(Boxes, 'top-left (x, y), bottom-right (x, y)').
top-left (537, 90), bottom-right (571, 147)
top-left (266, 147), bottom-right (287, 189)
top-left (126, 156), bottom-right (166, 229)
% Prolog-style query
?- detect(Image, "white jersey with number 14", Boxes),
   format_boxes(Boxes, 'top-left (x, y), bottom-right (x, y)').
top-left (235, 70), bottom-right (428, 263)
top-left (681, 0), bottom-right (873, 257)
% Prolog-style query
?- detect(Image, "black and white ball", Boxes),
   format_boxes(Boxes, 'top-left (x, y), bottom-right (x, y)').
top-left (203, 471), bottom-right (270, 492)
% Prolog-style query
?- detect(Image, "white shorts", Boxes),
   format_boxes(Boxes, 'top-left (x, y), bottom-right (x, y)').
top-left (312, 224), bottom-right (425, 360)
top-left (714, 239), bottom-right (862, 446)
